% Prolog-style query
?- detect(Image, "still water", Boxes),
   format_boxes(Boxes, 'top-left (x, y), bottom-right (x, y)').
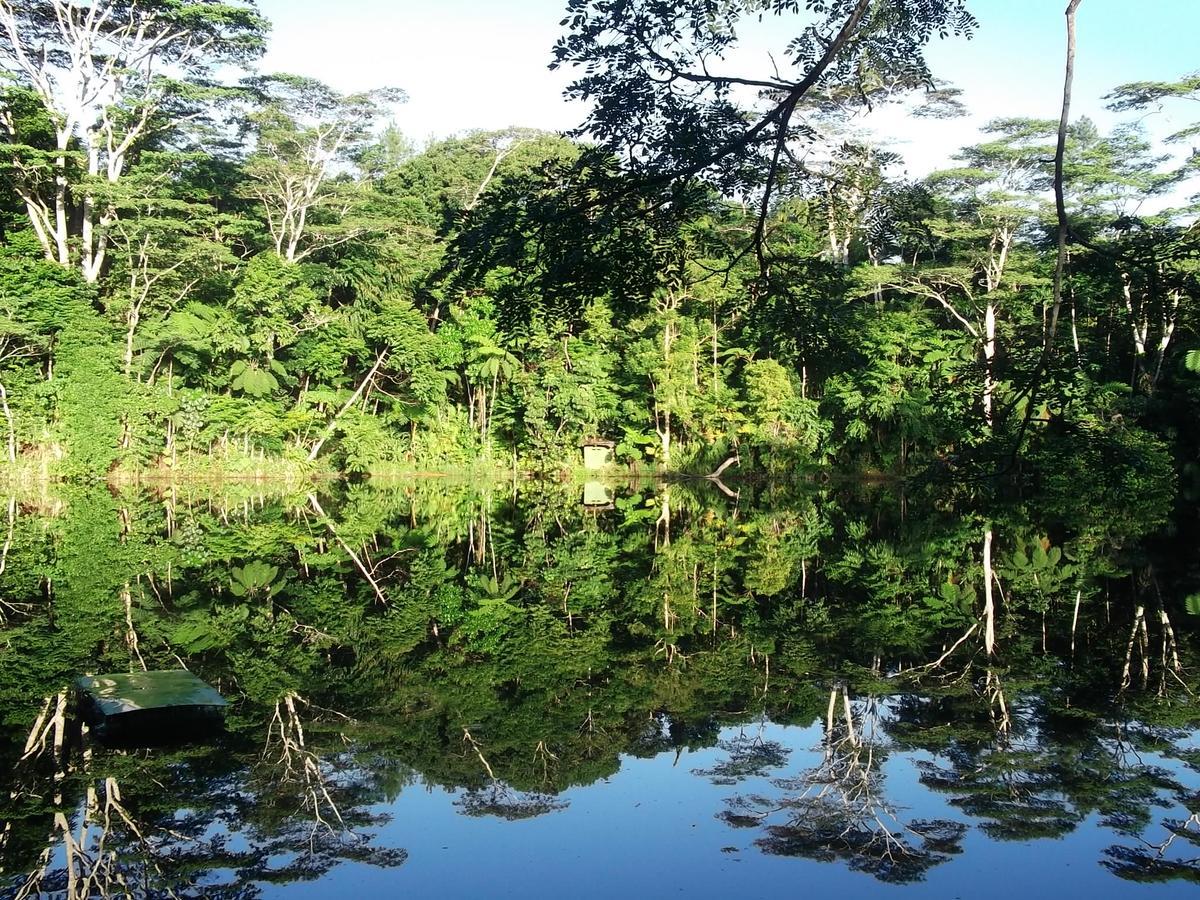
top-left (1, 477), bottom-right (1199, 897)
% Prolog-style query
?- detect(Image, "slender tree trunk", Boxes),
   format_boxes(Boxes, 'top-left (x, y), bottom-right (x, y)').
top-left (0, 380), bottom-right (15, 463)
top-left (307, 351), bottom-right (387, 461)
top-left (659, 315), bottom-right (674, 464)
top-left (982, 300), bottom-right (996, 426)
top-left (80, 140), bottom-right (101, 282)
top-left (711, 312), bottom-right (719, 398)
top-left (1045, 0), bottom-right (1084, 355)
top-left (1070, 290), bottom-right (1082, 365)
top-left (53, 131), bottom-right (70, 267)
top-left (123, 308), bottom-right (140, 379)
top-left (1150, 289), bottom-right (1179, 391)
top-left (659, 408), bottom-right (671, 464)
top-left (655, 488), bottom-right (671, 550)
top-left (1121, 604), bottom-right (1147, 689)
top-left (1070, 589), bottom-right (1082, 657)
top-left (488, 370), bottom-right (499, 445)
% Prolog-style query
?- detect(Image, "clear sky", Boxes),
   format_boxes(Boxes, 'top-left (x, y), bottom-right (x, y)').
top-left (253, 0), bottom-right (1200, 174)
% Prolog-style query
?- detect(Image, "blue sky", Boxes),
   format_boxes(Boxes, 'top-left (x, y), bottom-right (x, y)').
top-left (254, 0), bottom-right (1199, 173)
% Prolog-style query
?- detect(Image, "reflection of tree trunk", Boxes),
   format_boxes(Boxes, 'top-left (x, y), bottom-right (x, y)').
top-left (0, 539), bottom-right (30, 631)
top-left (0, 495), bottom-right (15, 577)
top-left (749, 684), bottom-right (934, 869)
top-left (654, 489), bottom-right (671, 550)
top-left (711, 562), bottom-right (719, 637)
top-left (1070, 589), bottom-right (1082, 658)
top-left (982, 528), bottom-right (996, 656)
top-left (122, 583), bottom-right (147, 671)
top-left (1120, 604), bottom-right (1148, 690)
top-left (824, 683), bottom-right (861, 748)
top-left (985, 670), bottom-right (1010, 735)
top-left (662, 591), bottom-right (676, 633)
top-left (462, 726), bottom-right (497, 781)
top-left (267, 692), bottom-right (347, 834)
top-left (1159, 607), bottom-right (1181, 673)
top-left (19, 774), bottom-right (189, 898)
top-left (308, 494), bottom-right (389, 605)
top-left (21, 691), bottom-right (68, 767)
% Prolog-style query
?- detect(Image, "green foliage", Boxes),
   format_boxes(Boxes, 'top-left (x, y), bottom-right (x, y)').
top-left (2, 1), bottom-right (1200, 890)
top-left (0, 0), bottom-right (1193, 495)
top-left (1029, 417), bottom-right (1176, 541)
top-left (55, 307), bottom-right (128, 478)
top-left (743, 358), bottom-right (822, 460)
top-left (229, 359), bottom-right (286, 397)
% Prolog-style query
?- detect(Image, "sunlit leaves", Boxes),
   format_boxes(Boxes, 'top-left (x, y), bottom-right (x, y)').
top-left (229, 359), bottom-right (286, 397)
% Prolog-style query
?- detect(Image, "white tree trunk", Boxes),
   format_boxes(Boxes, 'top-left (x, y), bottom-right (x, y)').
top-left (0, 380), bottom-right (16, 463)
top-left (982, 300), bottom-right (996, 427)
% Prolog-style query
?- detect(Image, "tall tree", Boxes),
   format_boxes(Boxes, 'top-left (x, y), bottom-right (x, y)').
top-left (0, 0), bottom-right (266, 280)
top-left (241, 75), bottom-right (403, 263)
top-left (551, 0), bottom-right (976, 264)
top-left (870, 119), bottom-right (1056, 425)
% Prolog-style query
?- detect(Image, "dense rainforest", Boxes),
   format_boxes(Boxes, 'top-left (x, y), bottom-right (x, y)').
top-left (0, 0), bottom-right (1193, 486)
top-left (5, 2), bottom-right (1200, 894)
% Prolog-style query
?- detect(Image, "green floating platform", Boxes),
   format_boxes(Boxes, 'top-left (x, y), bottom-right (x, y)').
top-left (75, 670), bottom-right (227, 743)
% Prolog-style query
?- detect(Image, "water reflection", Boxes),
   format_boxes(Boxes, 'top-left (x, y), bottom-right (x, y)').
top-left (0, 476), bottom-right (1198, 896)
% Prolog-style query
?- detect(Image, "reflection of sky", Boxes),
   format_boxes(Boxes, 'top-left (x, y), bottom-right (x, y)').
top-left (259, 719), bottom-right (1200, 898)
top-left (255, 0), bottom-right (1200, 194)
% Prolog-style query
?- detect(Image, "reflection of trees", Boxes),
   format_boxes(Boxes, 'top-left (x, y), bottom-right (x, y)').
top-left (1105, 813), bottom-right (1200, 883)
top-left (693, 725), bottom-right (790, 786)
top-left (455, 784), bottom-right (569, 821)
top-left (1119, 568), bottom-right (1186, 698)
top-left (3, 476), bottom-right (1200, 889)
top-left (264, 692), bottom-right (353, 835)
top-left (453, 727), bottom-right (569, 820)
top-left (715, 688), bottom-right (966, 883)
top-left (1099, 715), bottom-right (1200, 883)
top-left (908, 695), bottom-right (1187, 848)
top-left (7, 693), bottom-right (224, 900)
top-left (10, 774), bottom-right (219, 900)
top-left (2, 690), bottom-right (407, 898)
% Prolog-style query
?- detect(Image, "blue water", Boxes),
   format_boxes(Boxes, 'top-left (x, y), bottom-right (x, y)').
top-left (245, 720), bottom-right (1200, 899)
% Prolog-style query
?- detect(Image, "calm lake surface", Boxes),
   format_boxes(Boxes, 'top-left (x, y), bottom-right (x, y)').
top-left (2, 476), bottom-right (1199, 897)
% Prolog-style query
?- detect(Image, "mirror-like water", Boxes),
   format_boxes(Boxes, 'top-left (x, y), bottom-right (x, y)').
top-left (2, 477), bottom-right (1199, 897)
